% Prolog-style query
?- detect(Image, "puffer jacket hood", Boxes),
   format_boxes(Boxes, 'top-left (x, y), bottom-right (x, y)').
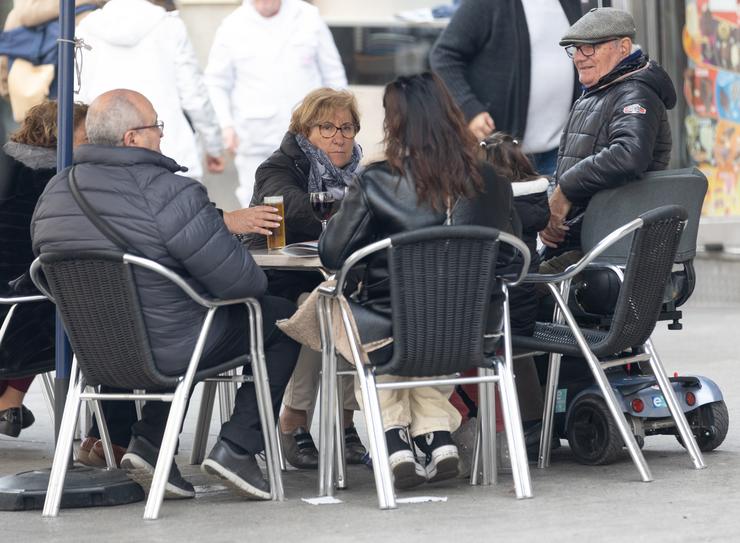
top-left (80, 0), bottom-right (167, 47)
top-left (3, 142), bottom-right (56, 170)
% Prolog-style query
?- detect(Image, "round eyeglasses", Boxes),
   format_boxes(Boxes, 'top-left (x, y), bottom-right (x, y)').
top-left (316, 122), bottom-right (359, 139)
top-left (564, 39), bottom-right (617, 59)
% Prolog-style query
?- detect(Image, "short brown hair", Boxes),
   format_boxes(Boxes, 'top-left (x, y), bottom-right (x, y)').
top-left (288, 88), bottom-right (360, 138)
top-left (10, 100), bottom-right (88, 148)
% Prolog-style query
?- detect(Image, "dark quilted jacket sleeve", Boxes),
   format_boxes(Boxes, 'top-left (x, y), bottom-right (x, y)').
top-left (154, 174), bottom-right (267, 300)
top-left (558, 82), bottom-right (667, 205)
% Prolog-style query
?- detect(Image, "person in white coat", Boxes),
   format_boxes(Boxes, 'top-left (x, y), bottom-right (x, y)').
top-left (205, 0), bottom-right (347, 206)
top-left (75, 0), bottom-right (223, 180)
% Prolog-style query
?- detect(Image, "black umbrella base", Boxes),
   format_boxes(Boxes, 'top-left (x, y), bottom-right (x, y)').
top-left (0, 466), bottom-right (144, 511)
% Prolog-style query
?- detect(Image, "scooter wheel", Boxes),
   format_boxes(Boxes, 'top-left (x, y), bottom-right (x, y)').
top-left (676, 400), bottom-right (729, 452)
top-left (566, 395), bottom-right (622, 465)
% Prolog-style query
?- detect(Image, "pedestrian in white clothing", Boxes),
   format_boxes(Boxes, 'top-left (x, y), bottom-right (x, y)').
top-left (205, 0), bottom-right (347, 206)
top-left (76, 0), bottom-right (224, 181)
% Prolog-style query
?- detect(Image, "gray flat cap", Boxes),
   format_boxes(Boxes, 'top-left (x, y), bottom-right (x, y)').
top-left (559, 7), bottom-right (636, 46)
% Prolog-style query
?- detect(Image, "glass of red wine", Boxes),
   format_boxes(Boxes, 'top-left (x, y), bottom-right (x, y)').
top-left (309, 191), bottom-right (335, 231)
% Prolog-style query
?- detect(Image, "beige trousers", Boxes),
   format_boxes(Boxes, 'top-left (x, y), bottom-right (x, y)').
top-left (358, 376), bottom-right (462, 438)
top-left (282, 346), bottom-right (360, 412)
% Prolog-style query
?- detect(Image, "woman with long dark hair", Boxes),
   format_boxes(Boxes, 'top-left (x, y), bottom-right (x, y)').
top-left (319, 72), bottom-right (517, 490)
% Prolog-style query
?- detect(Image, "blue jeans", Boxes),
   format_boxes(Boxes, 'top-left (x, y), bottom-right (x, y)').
top-left (529, 148), bottom-right (558, 178)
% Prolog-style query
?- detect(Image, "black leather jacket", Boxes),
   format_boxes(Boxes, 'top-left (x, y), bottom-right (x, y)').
top-left (555, 52), bottom-right (676, 249)
top-left (319, 160), bottom-right (515, 316)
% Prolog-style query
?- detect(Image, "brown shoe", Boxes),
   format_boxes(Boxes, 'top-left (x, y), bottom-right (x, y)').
top-left (280, 427), bottom-right (319, 469)
top-left (87, 440), bottom-right (127, 468)
top-left (77, 437), bottom-right (98, 465)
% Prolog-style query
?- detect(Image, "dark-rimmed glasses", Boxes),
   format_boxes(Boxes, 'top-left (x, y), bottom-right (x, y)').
top-left (316, 122), bottom-right (358, 139)
top-left (564, 39), bottom-right (618, 59)
top-left (128, 120), bottom-right (165, 135)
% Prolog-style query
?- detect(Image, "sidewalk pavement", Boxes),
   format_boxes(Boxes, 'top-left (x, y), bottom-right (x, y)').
top-left (2, 303), bottom-right (738, 543)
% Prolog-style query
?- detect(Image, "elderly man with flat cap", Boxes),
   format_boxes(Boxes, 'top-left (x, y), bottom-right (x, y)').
top-left (540, 7), bottom-right (677, 258)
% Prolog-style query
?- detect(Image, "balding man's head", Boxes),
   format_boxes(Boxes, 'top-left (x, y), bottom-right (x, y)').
top-left (86, 89), bottom-right (162, 152)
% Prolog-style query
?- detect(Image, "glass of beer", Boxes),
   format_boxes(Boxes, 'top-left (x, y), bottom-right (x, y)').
top-left (264, 196), bottom-right (286, 249)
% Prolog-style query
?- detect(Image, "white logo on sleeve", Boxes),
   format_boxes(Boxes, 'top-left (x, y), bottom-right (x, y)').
top-left (623, 103), bottom-right (647, 114)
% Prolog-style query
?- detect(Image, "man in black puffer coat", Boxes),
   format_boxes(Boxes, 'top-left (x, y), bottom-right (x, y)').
top-left (541, 8), bottom-right (677, 256)
top-left (31, 89), bottom-right (299, 501)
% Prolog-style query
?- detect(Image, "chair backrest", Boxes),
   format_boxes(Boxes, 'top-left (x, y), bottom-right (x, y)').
top-left (593, 206), bottom-right (687, 356)
top-left (378, 225), bottom-right (501, 377)
top-left (581, 168), bottom-right (707, 264)
top-left (36, 251), bottom-right (178, 390)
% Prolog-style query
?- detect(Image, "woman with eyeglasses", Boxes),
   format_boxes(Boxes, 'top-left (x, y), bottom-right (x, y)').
top-left (245, 87), bottom-right (367, 471)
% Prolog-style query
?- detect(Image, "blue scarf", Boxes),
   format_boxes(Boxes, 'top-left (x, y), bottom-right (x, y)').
top-left (295, 134), bottom-right (362, 200)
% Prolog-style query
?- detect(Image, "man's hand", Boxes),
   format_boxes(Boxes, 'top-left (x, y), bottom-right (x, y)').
top-left (222, 126), bottom-right (239, 155)
top-left (540, 186), bottom-right (572, 248)
top-left (468, 111), bottom-right (495, 140)
top-left (223, 206), bottom-right (282, 236)
top-left (206, 154), bottom-right (225, 173)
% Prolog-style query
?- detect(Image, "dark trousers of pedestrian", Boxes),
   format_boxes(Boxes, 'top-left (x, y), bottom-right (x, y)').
top-left (130, 295), bottom-right (300, 455)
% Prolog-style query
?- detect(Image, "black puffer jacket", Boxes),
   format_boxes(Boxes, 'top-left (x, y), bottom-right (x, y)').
top-left (319, 160), bottom-right (517, 315)
top-left (0, 142), bottom-right (56, 376)
top-left (555, 52), bottom-right (676, 248)
top-left (249, 132), bottom-right (321, 247)
top-left (31, 145), bottom-right (267, 374)
top-left (246, 132), bottom-right (324, 301)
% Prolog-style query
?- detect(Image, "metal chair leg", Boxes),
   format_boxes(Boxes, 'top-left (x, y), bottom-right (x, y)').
top-left (40, 371), bottom-right (55, 429)
top-left (217, 369), bottom-right (237, 424)
top-left (334, 378), bottom-right (347, 490)
top-left (538, 352), bottom-right (562, 468)
top-left (477, 367), bottom-right (497, 486)
top-left (548, 285), bottom-right (653, 483)
top-left (645, 339), bottom-right (706, 470)
top-left (88, 390), bottom-right (116, 469)
top-left (143, 383), bottom-right (188, 520)
top-left (358, 367), bottom-right (396, 509)
top-left (498, 287), bottom-right (533, 499)
top-left (190, 381), bottom-right (217, 465)
top-left (317, 296), bottom-right (337, 497)
top-left (470, 417), bottom-right (482, 486)
top-left (42, 358), bottom-right (84, 517)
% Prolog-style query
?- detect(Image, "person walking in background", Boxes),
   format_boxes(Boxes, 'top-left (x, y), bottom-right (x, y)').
top-left (205, 0), bottom-right (347, 207)
top-left (75, 0), bottom-right (224, 181)
top-left (430, 0), bottom-right (582, 176)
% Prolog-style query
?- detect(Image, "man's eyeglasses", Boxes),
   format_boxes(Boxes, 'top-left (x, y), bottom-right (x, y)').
top-left (564, 39), bottom-right (617, 59)
top-left (316, 122), bottom-right (358, 139)
top-left (129, 120), bottom-right (165, 135)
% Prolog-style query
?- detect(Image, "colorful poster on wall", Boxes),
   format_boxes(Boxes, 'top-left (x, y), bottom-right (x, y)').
top-left (684, 0), bottom-right (740, 217)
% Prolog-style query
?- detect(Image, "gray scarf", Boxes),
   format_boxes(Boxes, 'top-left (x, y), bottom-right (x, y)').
top-left (295, 134), bottom-right (362, 199)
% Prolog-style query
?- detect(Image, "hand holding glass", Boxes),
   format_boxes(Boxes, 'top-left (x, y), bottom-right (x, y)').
top-left (309, 192), bottom-right (335, 231)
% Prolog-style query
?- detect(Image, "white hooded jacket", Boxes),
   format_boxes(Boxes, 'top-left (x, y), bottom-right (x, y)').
top-left (205, 0), bottom-right (347, 158)
top-left (76, 0), bottom-right (222, 180)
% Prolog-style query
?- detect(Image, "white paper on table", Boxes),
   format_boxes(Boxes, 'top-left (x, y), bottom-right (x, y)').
top-left (301, 496), bottom-right (344, 505)
top-left (396, 496), bottom-right (448, 504)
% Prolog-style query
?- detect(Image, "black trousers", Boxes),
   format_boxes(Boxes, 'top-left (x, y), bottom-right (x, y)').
top-left (94, 296), bottom-right (299, 455)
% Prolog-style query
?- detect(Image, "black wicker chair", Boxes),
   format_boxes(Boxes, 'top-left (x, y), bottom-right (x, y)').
top-left (316, 225), bottom-right (533, 509)
top-left (512, 205), bottom-right (706, 481)
top-left (30, 250), bottom-right (283, 520)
